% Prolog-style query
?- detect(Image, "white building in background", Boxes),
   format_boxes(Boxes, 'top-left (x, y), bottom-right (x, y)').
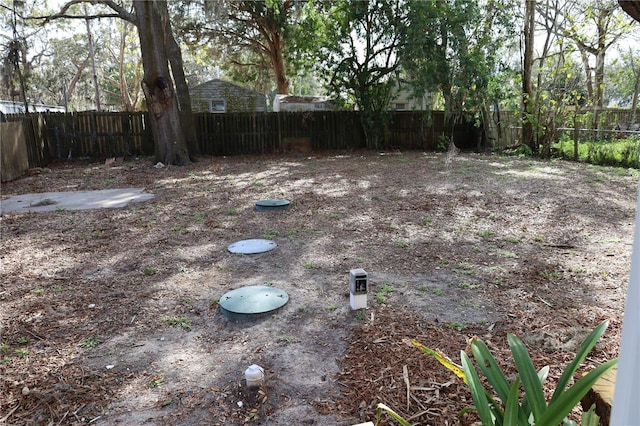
top-left (272, 94), bottom-right (335, 112)
top-left (0, 100), bottom-right (64, 114)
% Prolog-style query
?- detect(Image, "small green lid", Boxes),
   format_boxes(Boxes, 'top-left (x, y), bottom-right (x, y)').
top-left (255, 199), bottom-right (291, 211)
top-left (219, 286), bottom-right (289, 319)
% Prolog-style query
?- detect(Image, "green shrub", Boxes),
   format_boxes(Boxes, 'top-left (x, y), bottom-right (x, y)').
top-left (377, 321), bottom-right (616, 425)
top-left (410, 321), bottom-right (616, 426)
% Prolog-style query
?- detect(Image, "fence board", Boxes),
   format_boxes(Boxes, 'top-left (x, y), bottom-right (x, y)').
top-left (4, 110), bottom-right (481, 169)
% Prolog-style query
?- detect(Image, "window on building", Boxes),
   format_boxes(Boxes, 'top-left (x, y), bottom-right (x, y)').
top-left (394, 103), bottom-right (407, 111)
top-left (210, 100), bottom-right (225, 113)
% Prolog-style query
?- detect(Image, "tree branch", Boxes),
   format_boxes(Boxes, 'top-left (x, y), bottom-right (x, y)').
top-left (33, 0), bottom-right (135, 25)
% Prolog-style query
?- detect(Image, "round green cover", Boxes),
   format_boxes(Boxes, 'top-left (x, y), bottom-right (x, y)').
top-left (219, 285), bottom-right (289, 316)
top-left (255, 199), bottom-right (291, 211)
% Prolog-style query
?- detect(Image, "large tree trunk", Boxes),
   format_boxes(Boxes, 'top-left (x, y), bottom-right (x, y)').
top-left (270, 32), bottom-right (289, 94)
top-left (133, 0), bottom-right (190, 165)
top-left (522, 0), bottom-right (536, 151)
top-left (166, 20), bottom-right (200, 158)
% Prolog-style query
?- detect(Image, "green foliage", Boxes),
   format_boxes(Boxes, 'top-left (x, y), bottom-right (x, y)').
top-left (80, 336), bottom-right (101, 348)
top-left (409, 321), bottom-right (616, 426)
top-left (375, 281), bottom-right (394, 304)
top-left (313, 0), bottom-right (408, 149)
top-left (401, 0), bottom-right (516, 115)
top-left (161, 315), bottom-right (191, 329)
top-left (554, 136), bottom-right (640, 168)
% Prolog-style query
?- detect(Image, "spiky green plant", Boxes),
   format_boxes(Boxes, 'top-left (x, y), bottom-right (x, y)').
top-left (409, 320), bottom-right (616, 426)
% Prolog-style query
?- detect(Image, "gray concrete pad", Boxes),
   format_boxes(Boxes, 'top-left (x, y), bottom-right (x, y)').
top-left (1, 188), bottom-right (155, 214)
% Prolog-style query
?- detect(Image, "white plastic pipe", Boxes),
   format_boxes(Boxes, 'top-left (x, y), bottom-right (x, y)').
top-left (611, 185), bottom-right (640, 424)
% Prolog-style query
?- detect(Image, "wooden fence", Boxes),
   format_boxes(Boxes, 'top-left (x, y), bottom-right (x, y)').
top-left (2, 110), bottom-right (480, 168)
top-left (488, 109), bottom-right (640, 149)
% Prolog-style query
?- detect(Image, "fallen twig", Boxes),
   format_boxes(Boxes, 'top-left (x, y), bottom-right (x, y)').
top-left (0, 404), bottom-right (19, 423)
top-left (403, 365), bottom-right (410, 411)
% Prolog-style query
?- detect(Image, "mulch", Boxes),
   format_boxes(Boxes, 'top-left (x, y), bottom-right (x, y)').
top-left (328, 305), bottom-right (617, 425)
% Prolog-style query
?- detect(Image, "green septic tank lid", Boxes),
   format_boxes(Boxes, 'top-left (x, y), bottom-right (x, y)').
top-left (227, 239), bottom-right (277, 254)
top-left (219, 285), bottom-right (289, 320)
top-left (255, 199), bottom-right (291, 211)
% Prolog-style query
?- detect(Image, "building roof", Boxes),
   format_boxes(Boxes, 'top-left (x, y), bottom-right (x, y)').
top-left (275, 94), bottom-right (331, 103)
top-left (619, 1), bottom-right (640, 23)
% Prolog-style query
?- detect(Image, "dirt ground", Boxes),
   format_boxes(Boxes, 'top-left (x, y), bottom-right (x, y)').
top-left (0, 151), bottom-right (636, 425)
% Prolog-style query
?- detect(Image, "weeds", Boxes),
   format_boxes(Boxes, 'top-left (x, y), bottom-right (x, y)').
top-left (279, 335), bottom-right (298, 344)
top-left (150, 377), bottom-right (164, 388)
top-left (161, 315), bottom-right (191, 329)
top-left (375, 281), bottom-right (394, 303)
top-left (303, 261), bottom-right (318, 269)
top-left (395, 240), bottom-right (408, 248)
top-left (80, 336), bottom-right (101, 348)
top-left (143, 267), bottom-right (156, 276)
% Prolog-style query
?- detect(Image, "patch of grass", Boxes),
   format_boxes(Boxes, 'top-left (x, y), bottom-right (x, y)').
top-left (303, 261), bottom-right (318, 269)
top-left (193, 211), bottom-right (207, 222)
top-left (328, 305), bottom-right (338, 312)
top-left (138, 219), bottom-right (154, 228)
top-left (15, 348), bottom-right (29, 356)
top-left (286, 228), bottom-right (299, 241)
top-left (454, 263), bottom-right (477, 276)
top-left (447, 322), bottom-right (468, 331)
top-left (497, 250), bottom-right (517, 258)
top-left (417, 284), bottom-right (445, 296)
top-left (80, 336), bottom-right (101, 348)
top-left (477, 230), bottom-right (495, 237)
top-left (171, 226), bottom-right (185, 232)
top-left (458, 281), bottom-right (479, 290)
top-left (0, 342), bottom-right (8, 352)
top-left (279, 335), bottom-right (298, 344)
top-left (505, 236), bottom-right (522, 244)
top-left (227, 207), bottom-right (238, 215)
top-left (0, 357), bottom-right (10, 364)
top-left (355, 310), bottom-right (365, 321)
top-left (17, 336), bottom-right (28, 344)
top-left (32, 287), bottom-right (45, 295)
top-left (424, 217), bottom-right (432, 225)
top-left (143, 267), bottom-right (156, 276)
top-left (541, 271), bottom-right (563, 280)
top-left (394, 240), bottom-right (408, 248)
top-left (553, 136), bottom-right (640, 168)
top-left (150, 377), bottom-right (164, 388)
top-left (161, 315), bottom-right (191, 329)
top-left (210, 296), bottom-right (220, 306)
top-left (262, 229), bottom-right (280, 239)
top-left (375, 282), bottom-right (394, 304)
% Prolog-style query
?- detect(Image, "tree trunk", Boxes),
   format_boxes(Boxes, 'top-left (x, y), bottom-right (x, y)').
top-left (165, 18), bottom-right (200, 158)
top-left (133, 0), bottom-right (190, 165)
top-left (522, 0), bottom-right (535, 151)
top-left (270, 31), bottom-right (289, 94)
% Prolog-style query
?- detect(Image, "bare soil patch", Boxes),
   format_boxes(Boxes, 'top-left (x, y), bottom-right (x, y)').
top-left (1, 151), bottom-right (635, 425)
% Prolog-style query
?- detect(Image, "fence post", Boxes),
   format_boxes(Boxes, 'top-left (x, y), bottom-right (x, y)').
top-left (573, 126), bottom-right (579, 161)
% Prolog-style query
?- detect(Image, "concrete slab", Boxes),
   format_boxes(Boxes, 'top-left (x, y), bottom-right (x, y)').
top-left (1, 188), bottom-right (155, 214)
